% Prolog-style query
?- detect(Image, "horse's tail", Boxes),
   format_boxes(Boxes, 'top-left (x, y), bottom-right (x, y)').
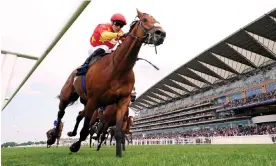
top-left (56, 93), bottom-right (79, 106)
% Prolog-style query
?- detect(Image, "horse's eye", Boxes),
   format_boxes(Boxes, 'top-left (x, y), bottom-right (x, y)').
top-left (142, 18), bottom-right (147, 22)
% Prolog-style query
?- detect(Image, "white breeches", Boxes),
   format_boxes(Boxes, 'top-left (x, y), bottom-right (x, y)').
top-left (88, 45), bottom-right (112, 56)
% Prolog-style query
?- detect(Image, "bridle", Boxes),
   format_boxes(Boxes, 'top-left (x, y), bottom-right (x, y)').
top-left (126, 13), bottom-right (160, 46)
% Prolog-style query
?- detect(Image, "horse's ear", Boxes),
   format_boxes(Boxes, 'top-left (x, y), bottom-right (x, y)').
top-left (136, 8), bottom-right (143, 19)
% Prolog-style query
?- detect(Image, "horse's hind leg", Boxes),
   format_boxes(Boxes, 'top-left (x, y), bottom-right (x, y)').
top-left (68, 98), bottom-right (87, 137)
top-left (47, 91), bottom-right (79, 145)
top-left (70, 99), bottom-right (96, 153)
top-left (68, 110), bottom-right (84, 137)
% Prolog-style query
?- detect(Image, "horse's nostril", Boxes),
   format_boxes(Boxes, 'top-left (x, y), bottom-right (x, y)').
top-left (155, 30), bottom-right (162, 35)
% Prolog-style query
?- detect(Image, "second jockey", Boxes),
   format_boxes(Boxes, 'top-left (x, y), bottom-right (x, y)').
top-left (76, 13), bottom-right (127, 76)
top-left (53, 120), bottom-right (58, 129)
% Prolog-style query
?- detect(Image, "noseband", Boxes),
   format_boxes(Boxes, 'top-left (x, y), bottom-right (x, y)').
top-left (126, 14), bottom-right (159, 45)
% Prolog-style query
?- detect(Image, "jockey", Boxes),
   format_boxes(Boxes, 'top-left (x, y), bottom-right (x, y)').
top-left (53, 120), bottom-right (58, 129)
top-left (76, 13), bottom-right (127, 76)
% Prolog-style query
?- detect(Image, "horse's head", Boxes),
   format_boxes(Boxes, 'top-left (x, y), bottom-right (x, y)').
top-left (129, 9), bottom-right (166, 46)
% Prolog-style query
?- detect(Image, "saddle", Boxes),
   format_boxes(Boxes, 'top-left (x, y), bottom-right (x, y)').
top-left (87, 52), bottom-right (110, 68)
top-left (76, 51), bottom-right (111, 77)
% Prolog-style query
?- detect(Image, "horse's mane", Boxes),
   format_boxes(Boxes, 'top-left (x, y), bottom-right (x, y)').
top-left (127, 13), bottom-right (149, 34)
top-left (127, 20), bottom-right (138, 34)
top-left (113, 19), bottom-right (139, 52)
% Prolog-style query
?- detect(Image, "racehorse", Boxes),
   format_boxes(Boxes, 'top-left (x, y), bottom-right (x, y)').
top-left (67, 87), bottom-right (136, 138)
top-left (47, 9), bottom-right (166, 157)
top-left (46, 122), bottom-right (64, 148)
top-left (69, 88), bottom-right (136, 150)
top-left (89, 125), bottom-right (132, 148)
top-left (68, 87), bottom-right (136, 140)
top-left (96, 115), bottom-right (134, 151)
top-left (89, 106), bottom-right (134, 151)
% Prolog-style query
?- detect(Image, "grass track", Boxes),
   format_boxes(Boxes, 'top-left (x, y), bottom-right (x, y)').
top-left (2, 144), bottom-right (276, 166)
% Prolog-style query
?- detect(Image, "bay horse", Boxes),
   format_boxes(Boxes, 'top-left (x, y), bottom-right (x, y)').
top-left (69, 87), bottom-right (136, 150)
top-left (47, 9), bottom-right (166, 157)
top-left (108, 125), bottom-right (132, 146)
top-left (95, 115), bottom-right (134, 151)
top-left (67, 87), bottom-right (136, 138)
top-left (46, 122), bottom-right (64, 148)
top-left (89, 105), bottom-right (134, 151)
top-left (90, 125), bottom-right (132, 148)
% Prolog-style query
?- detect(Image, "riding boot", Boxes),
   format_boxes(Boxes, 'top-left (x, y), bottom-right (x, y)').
top-left (76, 48), bottom-right (106, 76)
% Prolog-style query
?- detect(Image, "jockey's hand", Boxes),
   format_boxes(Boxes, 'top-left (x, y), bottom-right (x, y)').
top-left (117, 32), bottom-right (125, 37)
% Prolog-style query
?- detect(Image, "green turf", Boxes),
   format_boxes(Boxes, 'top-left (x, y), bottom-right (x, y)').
top-left (1, 144), bottom-right (276, 166)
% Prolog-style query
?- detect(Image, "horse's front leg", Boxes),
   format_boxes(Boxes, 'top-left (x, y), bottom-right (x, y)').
top-left (97, 122), bottom-right (109, 151)
top-left (122, 120), bottom-right (128, 151)
top-left (115, 97), bottom-right (130, 157)
top-left (89, 131), bottom-right (93, 148)
top-left (89, 124), bottom-right (98, 148)
top-left (125, 134), bottom-right (130, 145)
top-left (56, 138), bottom-right (59, 148)
top-left (96, 121), bottom-right (104, 142)
top-left (130, 133), bottom-right (133, 144)
top-left (110, 133), bottom-right (114, 146)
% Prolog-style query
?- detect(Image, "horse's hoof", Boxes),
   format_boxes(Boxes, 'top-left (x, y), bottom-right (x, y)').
top-left (116, 154), bottom-right (122, 158)
top-left (67, 131), bottom-right (76, 137)
top-left (70, 142), bottom-right (81, 153)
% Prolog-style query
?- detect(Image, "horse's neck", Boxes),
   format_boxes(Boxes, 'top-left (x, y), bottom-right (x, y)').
top-left (113, 24), bottom-right (143, 74)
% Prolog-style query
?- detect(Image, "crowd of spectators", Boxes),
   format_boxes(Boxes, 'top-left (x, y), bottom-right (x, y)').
top-left (135, 106), bottom-right (216, 125)
top-left (136, 100), bottom-right (211, 119)
top-left (221, 89), bottom-right (276, 110)
top-left (135, 65), bottom-right (276, 119)
top-left (135, 112), bottom-right (213, 127)
top-left (132, 124), bottom-right (276, 139)
top-left (134, 116), bottom-right (216, 131)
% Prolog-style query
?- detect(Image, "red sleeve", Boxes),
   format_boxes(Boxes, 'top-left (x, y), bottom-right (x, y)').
top-left (95, 24), bottom-right (108, 34)
top-left (119, 29), bottom-right (126, 41)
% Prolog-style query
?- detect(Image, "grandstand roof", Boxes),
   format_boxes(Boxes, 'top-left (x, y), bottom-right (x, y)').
top-left (130, 8), bottom-right (276, 111)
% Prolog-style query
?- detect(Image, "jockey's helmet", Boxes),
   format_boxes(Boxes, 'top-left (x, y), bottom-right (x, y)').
top-left (111, 13), bottom-right (127, 25)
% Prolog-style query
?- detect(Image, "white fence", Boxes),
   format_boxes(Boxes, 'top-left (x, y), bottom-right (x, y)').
top-left (131, 135), bottom-right (276, 145)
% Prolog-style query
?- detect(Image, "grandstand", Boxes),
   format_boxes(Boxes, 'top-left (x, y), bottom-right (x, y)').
top-left (130, 8), bottom-right (276, 142)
